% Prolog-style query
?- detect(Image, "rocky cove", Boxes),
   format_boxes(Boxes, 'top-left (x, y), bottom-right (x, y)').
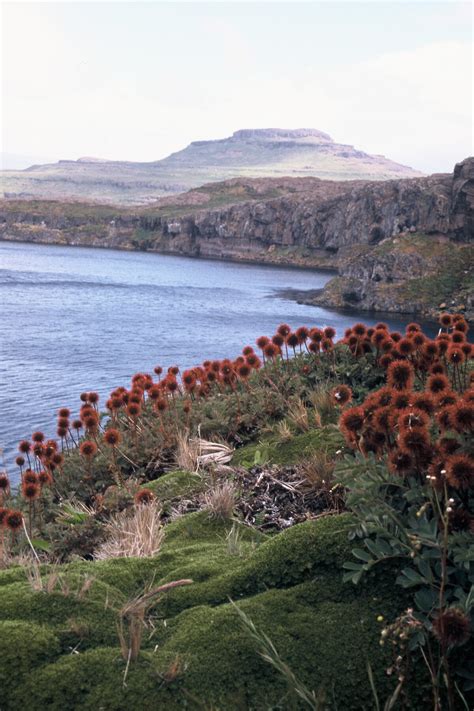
top-left (0, 157), bottom-right (472, 319)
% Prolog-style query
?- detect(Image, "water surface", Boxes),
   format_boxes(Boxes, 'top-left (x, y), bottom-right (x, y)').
top-left (0, 241), bottom-right (415, 480)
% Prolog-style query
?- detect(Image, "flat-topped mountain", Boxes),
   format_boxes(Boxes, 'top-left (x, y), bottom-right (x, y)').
top-left (0, 128), bottom-right (422, 205)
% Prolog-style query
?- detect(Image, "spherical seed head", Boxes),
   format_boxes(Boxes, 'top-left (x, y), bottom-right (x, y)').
top-left (166, 379), bottom-right (179, 393)
top-left (432, 608), bottom-right (471, 647)
top-left (242, 346), bottom-right (254, 356)
top-left (272, 334), bottom-right (284, 347)
top-left (398, 426), bottom-right (430, 454)
top-left (286, 333), bottom-right (299, 349)
top-left (6, 510), bottom-right (23, 531)
top-left (412, 393), bottom-right (435, 416)
top-left (379, 354), bottom-right (393, 369)
top-left (104, 428), bottom-right (121, 446)
top-left (439, 312), bottom-right (452, 327)
top-left (332, 385), bottom-right (352, 406)
top-left (263, 343), bottom-right (278, 359)
top-left (310, 328), bottom-right (323, 343)
top-left (352, 323), bottom-right (366, 337)
top-left (453, 318), bottom-right (468, 333)
top-left (397, 408), bottom-right (429, 431)
top-left (427, 374), bottom-right (450, 394)
top-left (32, 431), bottom-right (45, 443)
top-left (134, 488), bottom-right (155, 505)
top-left (23, 469), bottom-right (38, 484)
top-left (57, 417), bottom-right (70, 429)
top-left (447, 346), bottom-right (465, 364)
top-left (411, 332), bottom-right (425, 347)
top-left (277, 323), bottom-right (291, 337)
top-left (321, 338), bottom-right (333, 352)
top-left (451, 331), bottom-right (466, 344)
top-left (22, 481), bottom-right (40, 501)
top-left (80, 440), bottom-right (98, 459)
top-left (445, 454), bottom-right (474, 490)
top-left (15, 456), bottom-right (25, 467)
top-left (154, 365), bottom-right (163, 375)
top-left (72, 419), bottom-right (83, 430)
top-left (449, 401), bottom-right (474, 433)
top-left (80, 392), bottom-right (89, 402)
top-left (438, 437), bottom-right (460, 456)
top-left (324, 326), bottom-right (336, 340)
top-left (58, 407), bottom-right (71, 418)
top-left (52, 453), bottom-right (64, 466)
top-left (295, 326), bottom-right (309, 342)
top-left (0, 473), bottom-right (10, 492)
top-left (398, 338), bottom-right (414, 355)
top-left (38, 470), bottom-right (53, 486)
top-left (406, 322), bottom-right (421, 334)
top-left (32, 443), bottom-right (44, 458)
top-left (148, 385), bottom-right (161, 401)
top-left (168, 366), bottom-right (179, 376)
top-left (387, 361), bottom-right (415, 390)
top-left (238, 363), bottom-right (251, 379)
top-left (156, 399), bottom-right (168, 412)
top-left (256, 336), bottom-right (270, 349)
top-left (127, 403), bottom-right (141, 417)
top-left (340, 407), bottom-right (365, 434)
top-left (182, 371), bottom-right (196, 387)
top-left (18, 440), bottom-right (31, 454)
top-left (246, 354), bottom-right (261, 369)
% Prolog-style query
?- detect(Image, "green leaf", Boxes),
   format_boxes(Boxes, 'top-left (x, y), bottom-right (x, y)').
top-left (414, 587), bottom-right (438, 613)
top-left (352, 548), bottom-right (372, 563)
top-left (31, 538), bottom-right (51, 552)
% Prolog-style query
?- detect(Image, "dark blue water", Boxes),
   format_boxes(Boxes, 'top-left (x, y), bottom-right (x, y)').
top-left (0, 240), bottom-right (415, 481)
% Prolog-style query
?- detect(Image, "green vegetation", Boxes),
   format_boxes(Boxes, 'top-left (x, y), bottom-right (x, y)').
top-left (0, 316), bottom-right (472, 709)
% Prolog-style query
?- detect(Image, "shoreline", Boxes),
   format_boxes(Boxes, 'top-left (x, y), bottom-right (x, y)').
top-left (0, 235), bottom-right (339, 275)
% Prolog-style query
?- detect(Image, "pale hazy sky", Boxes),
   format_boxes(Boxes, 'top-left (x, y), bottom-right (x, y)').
top-left (1, 0), bottom-right (473, 173)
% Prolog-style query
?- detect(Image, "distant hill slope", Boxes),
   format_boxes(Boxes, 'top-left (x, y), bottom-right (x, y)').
top-left (0, 128), bottom-right (422, 205)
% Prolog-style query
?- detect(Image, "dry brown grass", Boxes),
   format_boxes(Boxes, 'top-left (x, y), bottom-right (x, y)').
top-left (203, 480), bottom-right (237, 520)
top-left (175, 430), bottom-right (200, 471)
top-left (275, 419), bottom-right (293, 442)
top-left (287, 398), bottom-right (310, 432)
top-left (297, 451), bottom-right (345, 513)
top-left (118, 579), bottom-right (193, 669)
top-left (94, 501), bottom-right (164, 560)
top-left (310, 387), bottom-right (337, 425)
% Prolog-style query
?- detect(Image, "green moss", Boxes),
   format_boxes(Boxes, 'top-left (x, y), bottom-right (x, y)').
top-left (144, 469), bottom-right (206, 509)
top-left (0, 515), bottom-right (426, 709)
top-left (232, 425), bottom-right (344, 467)
top-left (0, 620), bottom-right (60, 707)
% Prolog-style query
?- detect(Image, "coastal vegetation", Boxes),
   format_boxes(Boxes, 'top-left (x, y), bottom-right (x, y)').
top-left (0, 314), bottom-right (472, 709)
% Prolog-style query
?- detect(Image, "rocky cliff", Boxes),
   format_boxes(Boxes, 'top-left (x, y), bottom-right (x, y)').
top-left (0, 158), bottom-right (472, 318)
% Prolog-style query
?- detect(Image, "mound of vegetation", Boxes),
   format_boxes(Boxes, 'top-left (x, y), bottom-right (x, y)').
top-left (0, 315), bottom-right (472, 709)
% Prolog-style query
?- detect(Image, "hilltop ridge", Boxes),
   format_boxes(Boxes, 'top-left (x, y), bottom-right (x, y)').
top-left (0, 128), bottom-right (422, 205)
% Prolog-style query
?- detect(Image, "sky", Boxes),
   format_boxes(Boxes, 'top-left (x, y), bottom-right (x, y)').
top-left (1, 0), bottom-right (473, 173)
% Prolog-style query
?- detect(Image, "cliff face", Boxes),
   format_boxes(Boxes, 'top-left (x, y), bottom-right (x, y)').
top-left (0, 158), bottom-right (472, 318)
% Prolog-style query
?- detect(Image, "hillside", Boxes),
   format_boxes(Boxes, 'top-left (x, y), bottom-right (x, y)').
top-left (0, 128), bottom-right (422, 205)
top-left (0, 158), bottom-right (472, 319)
